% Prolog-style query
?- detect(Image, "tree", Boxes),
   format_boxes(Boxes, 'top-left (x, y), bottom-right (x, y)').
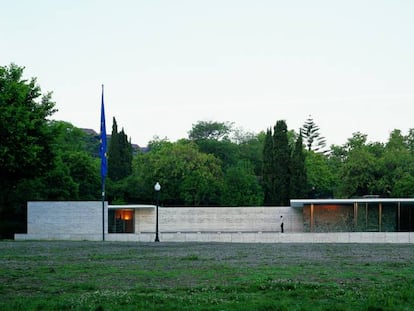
top-left (221, 161), bottom-right (264, 206)
top-left (405, 128), bottom-right (414, 154)
top-left (377, 129), bottom-right (414, 197)
top-left (107, 117), bottom-right (132, 181)
top-left (62, 152), bottom-right (100, 200)
top-left (48, 121), bottom-right (87, 153)
top-left (37, 156), bottom-right (79, 200)
top-left (132, 140), bottom-right (224, 206)
top-left (336, 133), bottom-right (382, 197)
top-left (188, 121), bottom-right (239, 169)
top-left (0, 64), bottom-right (56, 184)
top-left (328, 130), bottom-right (414, 198)
top-left (194, 138), bottom-right (240, 169)
top-left (188, 120), bottom-right (233, 141)
top-left (273, 120), bottom-right (291, 206)
top-left (306, 151), bottom-right (337, 198)
top-left (301, 116), bottom-right (327, 153)
top-left (0, 64), bottom-right (56, 237)
top-left (262, 129), bottom-right (275, 205)
top-left (40, 121), bottom-right (101, 200)
top-left (262, 121), bottom-right (291, 206)
top-left (238, 131), bottom-right (265, 177)
top-left (290, 133), bottom-right (307, 199)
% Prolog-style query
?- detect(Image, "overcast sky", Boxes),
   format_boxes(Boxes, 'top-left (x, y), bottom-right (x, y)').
top-left (2, 0), bottom-right (414, 147)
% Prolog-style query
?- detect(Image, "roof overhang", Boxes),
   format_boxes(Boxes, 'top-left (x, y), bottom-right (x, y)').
top-left (109, 205), bottom-right (155, 209)
top-left (290, 198), bottom-right (414, 208)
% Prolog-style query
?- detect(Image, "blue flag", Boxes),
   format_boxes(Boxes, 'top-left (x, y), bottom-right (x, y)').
top-left (100, 85), bottom-right (107, 182)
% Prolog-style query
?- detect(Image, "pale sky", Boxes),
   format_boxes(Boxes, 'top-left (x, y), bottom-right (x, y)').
top-left (2, 0), bottom-right (414, 147)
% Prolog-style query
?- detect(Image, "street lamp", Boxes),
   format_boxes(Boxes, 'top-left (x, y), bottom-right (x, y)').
top-left (154, 182), bottom-right (161, 242)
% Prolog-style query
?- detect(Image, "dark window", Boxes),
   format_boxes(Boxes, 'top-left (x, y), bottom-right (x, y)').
top-left (400, 204), bottom-right (414, 232)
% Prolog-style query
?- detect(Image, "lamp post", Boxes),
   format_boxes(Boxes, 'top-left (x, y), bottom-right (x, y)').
top-left (154, 182), bottom-right (161, 242)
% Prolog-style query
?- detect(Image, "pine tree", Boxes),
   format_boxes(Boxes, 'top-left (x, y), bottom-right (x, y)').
top-left (301, 115), bottom-right (327, 153)
top-left (290, 132), bottom-right (307, 199)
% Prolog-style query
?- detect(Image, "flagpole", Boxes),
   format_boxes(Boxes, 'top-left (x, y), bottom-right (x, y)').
top-left (102, 180), bottom-right (105, 241)
top-left (100, 84), bottom-right (107, 241)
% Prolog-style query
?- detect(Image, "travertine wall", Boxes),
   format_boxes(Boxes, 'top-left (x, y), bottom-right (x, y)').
top-left (107, 232), bottom-right (414, 243)
top-left (15, 202), bottom-right (303, 240)
top-left (135, 206), bottom-right (303, 233)
top-left (16, 201), bottom-right (108, 241)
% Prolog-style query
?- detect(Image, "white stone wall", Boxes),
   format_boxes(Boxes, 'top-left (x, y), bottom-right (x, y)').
top-left (106, 232), bottom-right (414, 243)
top-left (15, 203), bottom-right (303, 241)
top-left (136, 206), bottom-right (303, 233)
top-left (15, 201), bottom-right (108, 241)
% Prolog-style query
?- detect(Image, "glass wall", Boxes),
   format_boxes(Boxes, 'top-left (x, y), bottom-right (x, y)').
top-left (355, 202), bottom-right (397, 232)
top-left (303, 201), bottom-right (414, 232)
top-left (303, 204), bottom-right (354, 232)
top-left (400, 203), bottom-right (414, 232)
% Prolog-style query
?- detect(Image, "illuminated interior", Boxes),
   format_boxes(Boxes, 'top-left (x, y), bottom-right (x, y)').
top-left (108, 209), bottom-right (134, 233)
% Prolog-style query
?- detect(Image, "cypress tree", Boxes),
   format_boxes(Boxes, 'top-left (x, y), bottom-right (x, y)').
top-left (108, 118), bottom-right (133, 181)
top-left (262, 128), bottom-right (275, 205)
top-left (290, 132), bottom-right (307, 199)
top-left (118, 128), bottom-right (132, 177)
top-left (273, 120), bottom-right (291, 206)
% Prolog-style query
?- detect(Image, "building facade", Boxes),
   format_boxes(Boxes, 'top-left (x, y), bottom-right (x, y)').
top-left (14, 198), bottom-right (414, 243)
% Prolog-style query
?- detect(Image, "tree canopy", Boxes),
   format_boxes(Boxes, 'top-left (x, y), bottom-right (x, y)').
top-left (188, 120), bottom-right (233, 141)
top-left (0, 64), bottom-right (57, 237)
top-left (0, 64), bottom-right (56, 184)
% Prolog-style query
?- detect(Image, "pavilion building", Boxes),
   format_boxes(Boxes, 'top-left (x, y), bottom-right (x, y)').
top-left (15, 198), bottom-right (414, 243)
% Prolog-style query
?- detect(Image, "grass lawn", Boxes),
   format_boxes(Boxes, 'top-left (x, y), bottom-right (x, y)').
top-left (0, 241), bottom-right (413, 310)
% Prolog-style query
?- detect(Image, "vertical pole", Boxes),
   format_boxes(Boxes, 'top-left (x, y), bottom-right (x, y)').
top-left (102, 188), bottom-right (105, 241)
top-left (365, 203), bottom-right (368, 231)
top-left (397, 202), bottom-right (401, 232)
top-left (155, 191), bottom-right (160, 242)
top-left (379, 203), bottom-right (382, 232)
top-left (310, 204), bottom-right (314, 232)
top-left (353, 202), bottom-right (358, 230)
top-left (100, 84), bottom-right (107, 241)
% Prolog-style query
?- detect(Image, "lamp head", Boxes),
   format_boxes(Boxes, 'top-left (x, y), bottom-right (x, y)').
top-left (154, 182), bottom-right (161, 192)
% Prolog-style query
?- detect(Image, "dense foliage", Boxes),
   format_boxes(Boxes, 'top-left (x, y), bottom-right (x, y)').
top-left (0, 64), bottom-right (57, 237)
top-left (107, 117), bottom-right (132, 182)
top-left (262, 121), bottom-right (307, 205)
top-left (2, 64), bottom-right (414, 237)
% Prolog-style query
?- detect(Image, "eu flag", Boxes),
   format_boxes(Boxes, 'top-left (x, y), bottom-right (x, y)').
top-left (100, 85), bottom-right (107, 182)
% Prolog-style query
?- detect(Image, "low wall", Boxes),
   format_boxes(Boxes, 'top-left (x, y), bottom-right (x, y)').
top-left (15, 202), bottom-right (302, 241)
top-left (106, 232), bottom-right (414, 243)
top-left (15, 201), bottom-right (108, 241)
top-left (135, 206), bottom-right (303, 233)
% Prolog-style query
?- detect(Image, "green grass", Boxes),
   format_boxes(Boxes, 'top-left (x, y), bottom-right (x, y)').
top-left (0, 241), bottom-right (413, 310)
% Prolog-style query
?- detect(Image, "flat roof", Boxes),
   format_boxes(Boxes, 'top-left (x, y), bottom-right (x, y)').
top-left (109, 204), bottom-right (155, 209)
top-left (291, 198), bottom-right (414, 208)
